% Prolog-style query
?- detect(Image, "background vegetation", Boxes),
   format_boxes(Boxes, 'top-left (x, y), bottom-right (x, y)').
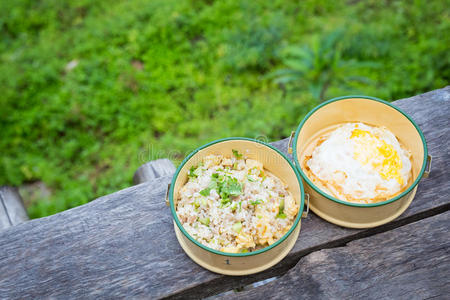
top-left (1, 0), bottom-right (449, 218)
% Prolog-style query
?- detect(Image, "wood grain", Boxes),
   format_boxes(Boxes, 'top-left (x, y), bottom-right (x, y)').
top-left (221, 211), bottom-right (450, 300)
top-left (0, 86), bottom-right (448, 299)
top-left (133, 158), bottom-right (176, 185)
top-left (0, 186), bottom-right (29, 231)
top-left (0, 190), bottom-right (10, 230)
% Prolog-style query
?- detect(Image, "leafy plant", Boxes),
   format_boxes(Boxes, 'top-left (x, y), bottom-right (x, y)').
top-left (221, 19), bottom-right (284, 72)
top-left (268, 29), bottom-right (379, 101)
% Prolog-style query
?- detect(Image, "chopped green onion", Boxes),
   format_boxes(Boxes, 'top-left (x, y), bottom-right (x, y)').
top-left (247, 175), bottom-right (256, 182)
top-left (279, 198), bottom-right (285, 212)
top-left (193, 199), bottom-right (200, 208)
top-left (232, 222), bottom-right (242, 233)
top-left (240, 248), bottom-right (249, 253)
top-left (200, 188), bottom-right (211, 196)
top-left (220, 197), bottom-right (231, 208)
top-left (250, 199), bottom-right (263, 205)
top-left (232, 149), bottom-right (243, 159)
top-left (199, 217), bottom-right (210, 226)
top-left (208, 180), bottom-right (218, 190)
top-left (188, 166), bottom-right (197, 178)
top-left (201, 198), bottom-right (207, 206)
top-left (276, 213), bottom-right (287, 219)
top-left (221, 202), bottom-right (231, 208)
top-left (248, 166), bottom-right (258, 175)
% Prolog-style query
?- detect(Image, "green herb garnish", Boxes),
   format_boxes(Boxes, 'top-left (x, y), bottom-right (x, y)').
top-left (224, 177), bottom-right (242, 196)
top-left (208, 173), bottom-right (243, 208)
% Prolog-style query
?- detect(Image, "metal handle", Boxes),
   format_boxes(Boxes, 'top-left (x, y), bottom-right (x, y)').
top-left (302, 193), bottom-right (310, 219)
top-left (423, 154), bottom-right (432, 178)
top-left (165, 183), bottom-right (171, 207)
top-left (288, 131), bottom-right (295, 154)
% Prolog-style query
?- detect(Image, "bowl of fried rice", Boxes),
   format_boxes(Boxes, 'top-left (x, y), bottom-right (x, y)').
top-left (168, 137), bottom-right (305, 275)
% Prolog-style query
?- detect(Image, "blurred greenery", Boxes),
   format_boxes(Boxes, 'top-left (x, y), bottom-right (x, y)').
top-left (269, 29), bottom-right (381, 101)
top-left (0, 0), bottom-right (448, 218)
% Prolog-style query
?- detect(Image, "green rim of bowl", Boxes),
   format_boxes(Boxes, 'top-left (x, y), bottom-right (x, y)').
top-left (293, 95), bottom-right (428, 208)
top-left (169, 137), bottom-right (305, 257)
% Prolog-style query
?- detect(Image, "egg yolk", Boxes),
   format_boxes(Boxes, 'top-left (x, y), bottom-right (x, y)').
top-left (350, 129), bottom-right (404, 185)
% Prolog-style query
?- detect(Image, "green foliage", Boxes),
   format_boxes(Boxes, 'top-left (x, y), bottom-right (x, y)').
top-left (269, 29), bottom-right (379, 101)
top-left (0, 0), bottom-right (448, 218)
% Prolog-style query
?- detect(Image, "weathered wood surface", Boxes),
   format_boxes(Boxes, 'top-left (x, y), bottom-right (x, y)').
top-left (133, 158), bottom-right (176, 185)
top-left (222, 211), bottom-right (450, 300)
top-left (0, 87), bottom-right (448, 299)
top-left (0, 186), bottom-right (29, 231)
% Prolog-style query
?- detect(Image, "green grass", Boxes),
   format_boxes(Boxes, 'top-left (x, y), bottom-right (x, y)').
top-left (1, 0), bottom-right (449, 218)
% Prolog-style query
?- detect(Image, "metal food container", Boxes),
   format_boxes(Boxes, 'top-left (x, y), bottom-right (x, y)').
top-left (291, 96), bottom-right (431, 229)
top-left (168, 137), bottom-right (305, 275)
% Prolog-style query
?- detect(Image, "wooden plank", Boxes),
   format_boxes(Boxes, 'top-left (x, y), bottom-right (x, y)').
top-left (221, 211), bottom-right (450, 300)
top-left (0, 186), bottom-right (29, 231)
top-left (0, 191), bottom-right (10, 230)
top-left (0, 87), bottom-right (448, 299)
top-left (133, 158), bottom-right (176, 185)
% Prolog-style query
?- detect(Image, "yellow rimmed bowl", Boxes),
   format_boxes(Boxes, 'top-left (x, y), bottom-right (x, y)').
top-left (291, 96), bottom-right (431, 229)
top-left (168, 137), bottom-right (305, 275)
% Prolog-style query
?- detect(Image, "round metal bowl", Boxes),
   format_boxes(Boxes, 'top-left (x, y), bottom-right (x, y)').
top-left (292, 96), bottom-right (430, 229)
top-left (169, 137), bottom-right (304, 275)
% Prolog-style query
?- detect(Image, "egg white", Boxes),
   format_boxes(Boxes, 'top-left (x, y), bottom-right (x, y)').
top-left (306, 123), bottom-right (412, 203)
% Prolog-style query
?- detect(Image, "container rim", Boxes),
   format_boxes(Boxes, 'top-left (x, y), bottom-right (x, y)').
top-left (293, 95), bottom-right (428, 208)
top-left (169, 137), bottom-right (305, 257)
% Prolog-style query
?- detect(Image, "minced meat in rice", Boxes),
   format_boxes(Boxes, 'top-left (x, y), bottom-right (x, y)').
top-left (176, 150), bottom-right (299, 253)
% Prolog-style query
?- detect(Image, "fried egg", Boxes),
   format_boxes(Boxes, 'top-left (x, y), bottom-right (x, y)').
top-left (305, 123), bottom-right (412, 203)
